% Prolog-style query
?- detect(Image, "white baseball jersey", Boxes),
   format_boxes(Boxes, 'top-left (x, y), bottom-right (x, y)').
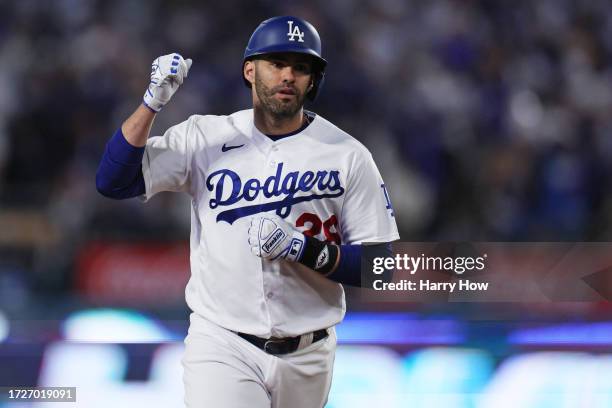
top-left (142, 109), bottom-right (399, 337)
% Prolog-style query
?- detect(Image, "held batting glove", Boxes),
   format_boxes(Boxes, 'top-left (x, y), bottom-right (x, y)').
top-left (143, 53), bottom-right (192, 112)
top-left (248, 216), bottom-right (306, 262)
top-left (248, 215), bottom-right (340, 275)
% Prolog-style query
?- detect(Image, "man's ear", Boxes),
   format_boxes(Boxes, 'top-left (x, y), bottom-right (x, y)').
top-left (307, 78), bottom-right (314, 91)
top-left (244, 60), bottom-right (255, 86)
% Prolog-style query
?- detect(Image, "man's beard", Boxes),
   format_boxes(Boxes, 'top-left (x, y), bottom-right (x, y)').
top-left (254, 75), bottom-right (306, 119)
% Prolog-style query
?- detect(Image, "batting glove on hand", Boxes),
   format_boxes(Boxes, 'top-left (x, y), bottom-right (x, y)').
top-left (143, 53), bottom-right (192, 112)
top-left (248, 215), bottom-right (305, 262)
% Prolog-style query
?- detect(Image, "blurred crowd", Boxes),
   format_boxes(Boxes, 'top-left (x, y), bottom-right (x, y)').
top-left (1, 0), bottom-right (612, 297)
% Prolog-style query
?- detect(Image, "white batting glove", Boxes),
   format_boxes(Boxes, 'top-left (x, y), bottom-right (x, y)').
top-left (143, 53), bottom-right (192, 112)
top-left (248, 215), bottom-right (306, 262)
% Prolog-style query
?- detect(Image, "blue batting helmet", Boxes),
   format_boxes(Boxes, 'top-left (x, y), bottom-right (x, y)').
top-left (243, 16), bottom-right (327, 101)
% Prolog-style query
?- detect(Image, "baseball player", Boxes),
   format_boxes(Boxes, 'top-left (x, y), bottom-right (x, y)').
top-left (96, 16), bottom-right (399, 408)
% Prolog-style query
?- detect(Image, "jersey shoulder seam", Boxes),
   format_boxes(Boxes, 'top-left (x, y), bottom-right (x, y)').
top-left (312, 115), bottom-right (373, 154)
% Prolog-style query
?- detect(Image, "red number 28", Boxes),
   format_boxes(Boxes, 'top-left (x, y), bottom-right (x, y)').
top-left (295, 213), bottom-right (341, 245)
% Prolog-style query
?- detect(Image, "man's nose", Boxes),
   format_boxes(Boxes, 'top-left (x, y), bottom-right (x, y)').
top-left (280, 66), bottom-right (296, 83)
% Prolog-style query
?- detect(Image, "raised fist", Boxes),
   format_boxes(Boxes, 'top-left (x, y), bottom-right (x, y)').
top-left (248, 215), bottom-right (305, 262)
top-left (143, 53), bottom-right (192, 112)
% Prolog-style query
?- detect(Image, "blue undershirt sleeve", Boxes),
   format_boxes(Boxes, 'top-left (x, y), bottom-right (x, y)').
top-left (326, 243), bottom-right (393, 287)
top-left (96, 128), bottom-right (146, 199)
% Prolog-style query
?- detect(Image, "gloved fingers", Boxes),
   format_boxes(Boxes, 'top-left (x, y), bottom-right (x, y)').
top-left (150, 53), bottom-right (185, 84)
top-left (249, 237), bottom-right (261, 257)
top-left (248, 217), bottom-right (259, 237)
top-left (150, 58), bottom-right (161, 77)
top-left (169, 53), bottom-right (182, 75)
top-left (247, 231), bottom-right (257, 247)
top-left (183, 58), bottom-right (193, 77)
top-left (248, 218), bottom-right (262, 257)
top-left (169, 54), bottom-right (190, 82)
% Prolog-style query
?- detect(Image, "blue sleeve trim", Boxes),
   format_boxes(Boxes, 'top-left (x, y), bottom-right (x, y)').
top-left (96, 128), bottom-right (146, 199)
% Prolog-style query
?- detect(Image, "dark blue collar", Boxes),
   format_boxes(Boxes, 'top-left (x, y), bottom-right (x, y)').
top-left (265, 111), bottom-right (316, 140)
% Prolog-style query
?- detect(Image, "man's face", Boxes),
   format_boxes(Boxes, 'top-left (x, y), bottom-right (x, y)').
top-left (251, 53), bottom-right (313, 118)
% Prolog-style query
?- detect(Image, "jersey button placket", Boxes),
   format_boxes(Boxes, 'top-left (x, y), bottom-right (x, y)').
top-left (269, 144), bottom-right (279, 166)
top-left (262, 145), bottom-right (284, 307)
top-left (261, 145), bottom-right (279, 306)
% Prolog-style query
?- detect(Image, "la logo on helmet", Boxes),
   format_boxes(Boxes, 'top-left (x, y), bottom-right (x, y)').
top-left (286, 21), bottom-right (305, 42)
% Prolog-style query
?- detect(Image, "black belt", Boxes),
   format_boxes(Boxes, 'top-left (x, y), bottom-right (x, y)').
top-left (237, 329), bottom-right (328, 355)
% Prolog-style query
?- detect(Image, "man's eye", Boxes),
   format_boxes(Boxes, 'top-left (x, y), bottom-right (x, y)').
top-left (297, 65), bottom-right (312, 74)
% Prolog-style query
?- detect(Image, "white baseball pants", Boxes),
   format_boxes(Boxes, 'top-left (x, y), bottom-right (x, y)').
top-left (182, 313), bottom-right (336, 408)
